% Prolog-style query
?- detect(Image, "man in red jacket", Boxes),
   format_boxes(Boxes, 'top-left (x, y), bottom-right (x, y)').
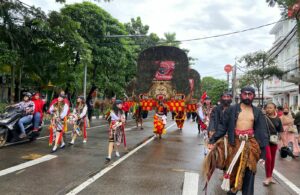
top-left (32, 92), bottom-right (45, 132)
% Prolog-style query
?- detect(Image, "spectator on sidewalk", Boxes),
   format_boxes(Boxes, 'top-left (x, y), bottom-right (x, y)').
top-left (279, 107), bottom-right (300, 157)
top-left (294, 107), bottom-right (300, 145)
top-left (277, 106), bottom-right (283, 118)
top-left (263, 102), bottom-right (283, 186)
top-left (294, 107), bottom-right (300, 134)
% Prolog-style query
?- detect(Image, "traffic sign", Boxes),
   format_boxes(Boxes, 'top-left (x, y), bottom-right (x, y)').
top-left (224, 64), bottom-right (233, 73)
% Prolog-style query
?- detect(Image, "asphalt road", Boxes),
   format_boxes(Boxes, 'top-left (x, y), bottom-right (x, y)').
top-left (0, 113), bottom-right (299, 195)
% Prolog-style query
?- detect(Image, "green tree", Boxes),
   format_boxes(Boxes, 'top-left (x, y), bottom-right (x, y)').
top-left (238, 51), bottom-right (284, 105)
top-left (124, 17), bottom-right (160, 51)
top-left (61, 2), bottom-right (136, 97)
top-left (0, 0), bottom-right (48, 101)
top-left (1, 1), bottom-right (92, 101)
top-left (56, 0), bottom-right (111, 3)
top-left (201, 76), bottom-right (228, 104)
top-left (160, 32), bottom-right (181, 47)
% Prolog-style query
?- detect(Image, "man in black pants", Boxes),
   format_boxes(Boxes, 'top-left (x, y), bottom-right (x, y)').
top-left (207, 86), bottom-right (268, 195)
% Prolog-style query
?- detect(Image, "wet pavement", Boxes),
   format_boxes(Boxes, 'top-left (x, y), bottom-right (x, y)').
top-left (0, 114), bottom-right (299, 195)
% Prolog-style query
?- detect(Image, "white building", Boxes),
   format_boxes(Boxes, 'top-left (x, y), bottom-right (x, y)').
top-left (266, 19), bottom-right (300, 111)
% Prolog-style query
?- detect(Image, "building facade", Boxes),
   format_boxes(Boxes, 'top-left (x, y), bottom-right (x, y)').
top-left (266, 19), bottom-right (300, 111)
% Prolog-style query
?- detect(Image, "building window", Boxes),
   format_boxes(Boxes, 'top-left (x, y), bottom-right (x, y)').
top-left (293, 95), bottom-right (298, 108)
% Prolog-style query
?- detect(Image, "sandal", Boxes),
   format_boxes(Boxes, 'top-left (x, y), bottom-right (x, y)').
top-left (263, 180), bottom-right (270, 186)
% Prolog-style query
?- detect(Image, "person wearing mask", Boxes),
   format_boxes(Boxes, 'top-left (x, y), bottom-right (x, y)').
top-left (32, 92), bottom-right (44, 132)
top-left (13, 92), bottom-right (35, 139)
top-left (263, 102), bottom-right (283, 186)
top-left (277, 106), bottom-right (284, 118)
top-left (279, 107), bottom-right (300, 156)
top-left (106, 100), bottom-right (126, 162)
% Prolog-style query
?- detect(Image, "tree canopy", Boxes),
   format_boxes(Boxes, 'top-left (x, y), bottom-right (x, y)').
top-left (200, 76), bottom-right (228, 105)
top-left (238, 51), bottom-right (284, 105)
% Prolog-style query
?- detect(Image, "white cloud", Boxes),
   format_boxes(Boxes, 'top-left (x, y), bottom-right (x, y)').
top-left (23, 0), bottom-right (282, 79)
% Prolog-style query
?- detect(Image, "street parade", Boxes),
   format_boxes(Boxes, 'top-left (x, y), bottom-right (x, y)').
top-left (1, 0), bottom-right (300, 195)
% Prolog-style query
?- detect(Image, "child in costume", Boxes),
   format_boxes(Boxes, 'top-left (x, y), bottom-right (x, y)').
top-left (69, 95), bottom-right (88, 145)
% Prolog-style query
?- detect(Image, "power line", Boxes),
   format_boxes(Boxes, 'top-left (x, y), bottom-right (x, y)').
top-left (173, 19), bottom-right (289, 43)
top-left (268, 24), bottom-right (297, 58)
top-left (100, 18), bottom-right (290, 47)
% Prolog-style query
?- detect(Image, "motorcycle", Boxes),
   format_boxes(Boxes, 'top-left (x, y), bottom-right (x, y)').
top-left (0, 106), bottom-right (42, 147)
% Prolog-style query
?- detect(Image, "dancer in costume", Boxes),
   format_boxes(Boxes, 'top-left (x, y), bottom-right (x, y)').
top-left (174, 94), bottom-right (186, 130)
top-left (204, 86), bottom-right (268, 195)
top-left (49, 94), bottom-right (69, 152)
top-left (106, 100), bottom-right (126, 162)
top-left (49, 91), bottom-right (70, 112)
top-left (175, 111), bottom-right (185, 130)
top-left (69, 95), bottom-right (88, 145)
top-left (133, 101), bottom-right (143, 130)
top-left (153, 102), bottom-right (167, 139)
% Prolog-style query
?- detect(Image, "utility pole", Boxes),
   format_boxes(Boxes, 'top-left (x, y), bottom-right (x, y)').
top-left (227, 73), bottom-right (230, 91)
top-left (232, 62), bottom-right (237, 100)
top-left (84, 63), bottom-right (87, 100)
top-left (262, 59), bottom-right (265, 107)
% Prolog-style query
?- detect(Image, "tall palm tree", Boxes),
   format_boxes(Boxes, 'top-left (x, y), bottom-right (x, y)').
top-left (161, 32), bottom-right (181, 47)
top-left (266, 0), bottom-right (277, 7)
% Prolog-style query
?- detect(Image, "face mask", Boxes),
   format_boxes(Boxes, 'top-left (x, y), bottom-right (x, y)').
top-left (241, 98), bottom-right (252, 105)
top-left (283, 112), bottom-right (289, 115)
top-left (221, 99), bottom-right (232, 106)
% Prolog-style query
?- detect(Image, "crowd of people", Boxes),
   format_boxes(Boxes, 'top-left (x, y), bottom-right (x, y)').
top-left (7, 86), bottom-right (300, 195)
top-left (201, 86), bottom-right (300, 195)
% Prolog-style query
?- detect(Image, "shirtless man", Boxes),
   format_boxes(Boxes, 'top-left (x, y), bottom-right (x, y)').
top-left (207, 86), bottom-right (268, 195)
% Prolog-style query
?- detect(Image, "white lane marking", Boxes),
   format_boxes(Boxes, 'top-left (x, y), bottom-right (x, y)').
top-left (66, 123), bottom-right (176, 195)
top-left (273, 169), bottom-right (300, 194)
top-left (182, 172), bottom-right (199, 195)
top-left (125, 127), bottom-right (137, 131)
top-left (0, 154), bottom-right (57, 177)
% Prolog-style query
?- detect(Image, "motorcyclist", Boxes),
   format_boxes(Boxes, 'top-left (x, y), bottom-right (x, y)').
top-left (13, 92), bottom-right (35, 139)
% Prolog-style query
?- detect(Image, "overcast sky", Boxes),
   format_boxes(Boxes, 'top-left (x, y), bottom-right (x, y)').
top-left (23, 0), bottom-right (282, 79)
